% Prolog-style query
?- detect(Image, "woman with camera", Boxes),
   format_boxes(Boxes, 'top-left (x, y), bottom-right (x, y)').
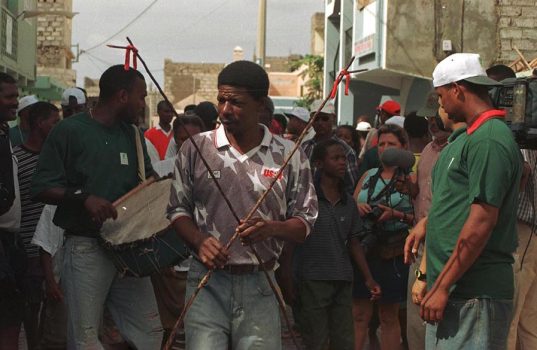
top-left (352, 124), bottom-right (415, 350)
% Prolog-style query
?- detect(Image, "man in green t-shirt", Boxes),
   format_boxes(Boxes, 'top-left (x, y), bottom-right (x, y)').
top-left (31, 65), bottom-right (162, 348)
top-left (418, 53), bottom-right (522, 349)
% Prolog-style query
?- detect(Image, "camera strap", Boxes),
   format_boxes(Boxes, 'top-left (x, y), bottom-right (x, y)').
top-left (366, 167), bottom-right (397, 204)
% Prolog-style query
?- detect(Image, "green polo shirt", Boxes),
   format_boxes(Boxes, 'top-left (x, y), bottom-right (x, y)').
top-left (31, 112), bottom-right (153, 237)
top-left (426, 119), bottom-right (522, 299)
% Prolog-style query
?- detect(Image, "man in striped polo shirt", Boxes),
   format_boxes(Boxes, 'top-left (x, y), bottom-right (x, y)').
top-left (13, 101), bottom-right (60, 349)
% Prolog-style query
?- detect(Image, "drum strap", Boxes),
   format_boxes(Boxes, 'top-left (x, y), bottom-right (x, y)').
top-left (132, 125), bottom-right (146, 182)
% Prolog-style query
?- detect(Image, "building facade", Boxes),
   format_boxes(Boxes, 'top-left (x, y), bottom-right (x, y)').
top-left (323, 0), bottom-right (537, 126)
top-left (31, 0), bottom-right (76, 100)
top-left (0, 0), bottom-right (38, 93)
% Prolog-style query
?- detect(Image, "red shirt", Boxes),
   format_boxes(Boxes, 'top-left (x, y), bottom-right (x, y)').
top-left (144, 125), bottom-right (173, 160)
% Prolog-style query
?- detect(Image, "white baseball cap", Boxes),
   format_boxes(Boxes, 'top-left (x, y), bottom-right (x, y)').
top-left (17, 95), bottom-right (39, 113)
top-left (310, 99), bottom-right (335, 115)
top-left (356, 121), bottom-right (372, 131)
top-left (61, 87), bottom-right (86, 106)
top-left (432, 53), bottom-right (501, 88)
top-left (284, 107), bottom-right (310, 123)
top-left (385, 115), bottom-right (405, 128)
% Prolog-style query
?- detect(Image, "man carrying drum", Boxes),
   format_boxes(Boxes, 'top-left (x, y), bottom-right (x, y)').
top-left (167, 60), bottom-right (318, 349)
top-left (31, 65), bottom-right (163, 349)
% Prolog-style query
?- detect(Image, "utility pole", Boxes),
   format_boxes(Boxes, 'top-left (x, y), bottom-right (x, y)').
top-left (256, 0), bottom-right (266, 67)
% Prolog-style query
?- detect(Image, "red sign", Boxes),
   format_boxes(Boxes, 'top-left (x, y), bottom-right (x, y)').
top-left (354, 34), bottom-right (375, 56)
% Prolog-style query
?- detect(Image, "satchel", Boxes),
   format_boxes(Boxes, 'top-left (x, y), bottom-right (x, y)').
top-left (378, 230), bottom-right (408, 260)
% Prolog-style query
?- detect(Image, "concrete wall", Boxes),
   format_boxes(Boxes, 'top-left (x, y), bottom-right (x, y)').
top-left (164, 55), bottom-right (311, 110)
top-left (384, 0), bottom-right (436, 78)
top-left (268, 71), bottom-right (303, 97)
top-left (264, 55), bottom-right (301, 72)
top-left (385, 0), bottom-right (498, 79)
top-left (163, 59), bottom-right (224, 109)
top-left (311, 12), bottom-right (325, 56)
top-left (322, 0), bottom-right (537, 128)
top-left (497, 0), bottom-right (537, 64)
top-left (36, 0), bottom-right (76, 87)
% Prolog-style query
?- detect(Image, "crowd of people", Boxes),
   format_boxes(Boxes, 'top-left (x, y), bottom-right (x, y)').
top-left (0, 52), bottom-right (535, 350)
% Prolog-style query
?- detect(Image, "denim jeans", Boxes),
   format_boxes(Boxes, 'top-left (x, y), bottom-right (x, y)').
top-left (63, 236), bottom-right (163, 349)
top-left (426, 298), bottom-right (513, 350)
top-left (185, 259), bottom-right (281, 350)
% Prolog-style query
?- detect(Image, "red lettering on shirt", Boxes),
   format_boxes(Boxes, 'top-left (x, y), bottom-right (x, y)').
top-left (262, 168), bottom-right (283, 179)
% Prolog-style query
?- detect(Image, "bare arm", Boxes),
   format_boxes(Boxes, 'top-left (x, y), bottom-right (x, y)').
top-left (353, 171), bottom-right (369, 200)
top-left (171, 216), bottom-right (228, 269)
top-left (411, 247), bottom-right (427, 305)
top-left (407, 172), bottom-right (419, 199)
top-left (431, 202), bottom-right (496, 292)
top-left (275, 242), bottom-right (296, 304)
top-left (349, 238), bottom-right (374, 282)
top-left (419, 247), bottom-right (427, 273)
top-left (34, 188), bottom-right (66, 205)
top-left (349, 238), bottom-right (381, 299)
top-left (354, 172), bottom-right (373, 216)
top-left (404, 216), bottom-right (428, 264)
top-left (40, 249), bottom-right (63, 302)
top-left (237, 217), bottom-right (308, 244)
top-left (421, 202), bottom-right (498, 322)
top-left (35, 188), bottom-right (116, 226)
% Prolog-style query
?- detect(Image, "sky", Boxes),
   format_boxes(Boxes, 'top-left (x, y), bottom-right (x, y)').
top-left (72, 0), bottom-right (325, 87)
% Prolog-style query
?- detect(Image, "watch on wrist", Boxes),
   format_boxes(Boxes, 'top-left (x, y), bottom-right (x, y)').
top-left (415, 268), bottom-right (427, 282)
top-left (64, 188), bottom-right (90, 206)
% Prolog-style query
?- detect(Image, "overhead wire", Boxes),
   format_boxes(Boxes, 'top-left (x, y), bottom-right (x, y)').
top-left (81, 0), bottom-right (159, 53)
top-left (84, 53), bottom-right (107, 74)
top-left (84, 51), bottom-right (114, 66)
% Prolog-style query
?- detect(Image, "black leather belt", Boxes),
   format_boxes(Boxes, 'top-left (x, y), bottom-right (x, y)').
top-left (220, 259), bottom-right (276, 275)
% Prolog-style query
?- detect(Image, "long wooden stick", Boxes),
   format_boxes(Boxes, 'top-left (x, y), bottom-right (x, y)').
top-left (514, 46), bottom-right (532, 71)
top-left (112, 177), bottom-right (157, 206)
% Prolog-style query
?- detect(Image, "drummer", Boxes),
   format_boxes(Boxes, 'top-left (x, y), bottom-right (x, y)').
top-left (167, 60), bottom-right (318, 349)
top-left (31, 65), bottom-right (163, 349)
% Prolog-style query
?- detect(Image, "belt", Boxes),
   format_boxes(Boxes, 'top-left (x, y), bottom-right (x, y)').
top-left (220, 259), bottom-right (276, 275)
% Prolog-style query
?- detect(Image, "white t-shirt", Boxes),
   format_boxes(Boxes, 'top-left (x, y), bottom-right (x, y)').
top-left (165, 138), bottom-right (178, 160)
top-left (31, 204), bottom-right (64, 281)
top-left (144, 137), bottom-right (160, 165)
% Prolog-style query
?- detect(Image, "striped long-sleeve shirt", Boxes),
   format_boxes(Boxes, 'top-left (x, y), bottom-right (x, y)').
top-left (14, 145), bottom-right (44, 258)
top-left (518, 149), bottom-right (537, 226)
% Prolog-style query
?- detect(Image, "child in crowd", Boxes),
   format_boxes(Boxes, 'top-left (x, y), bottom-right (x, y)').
top-left (297, 139), bottom-right (381, 350)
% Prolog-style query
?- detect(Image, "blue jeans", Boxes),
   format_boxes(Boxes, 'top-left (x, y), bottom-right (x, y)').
top-left (185, 259), bottom-right (281, 350)
top-left (426, 298), bottom-right (513, 350)
top-left (63, 236), bottom-right (163, 349)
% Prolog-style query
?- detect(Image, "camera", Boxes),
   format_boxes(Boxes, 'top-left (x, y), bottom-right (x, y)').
top-left (359, 202), bottom-right (386, 254)
top-left (490, 76), bottom-right (537, 149)
top-left (365, 204), bottom-right (383, 222)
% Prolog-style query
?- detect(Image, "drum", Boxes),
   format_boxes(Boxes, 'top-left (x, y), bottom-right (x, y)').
top-left (99, 177), bottom-right (189, 277)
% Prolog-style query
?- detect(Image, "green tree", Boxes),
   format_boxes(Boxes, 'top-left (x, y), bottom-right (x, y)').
top-left (290, 55), bottom-right (324, 109)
